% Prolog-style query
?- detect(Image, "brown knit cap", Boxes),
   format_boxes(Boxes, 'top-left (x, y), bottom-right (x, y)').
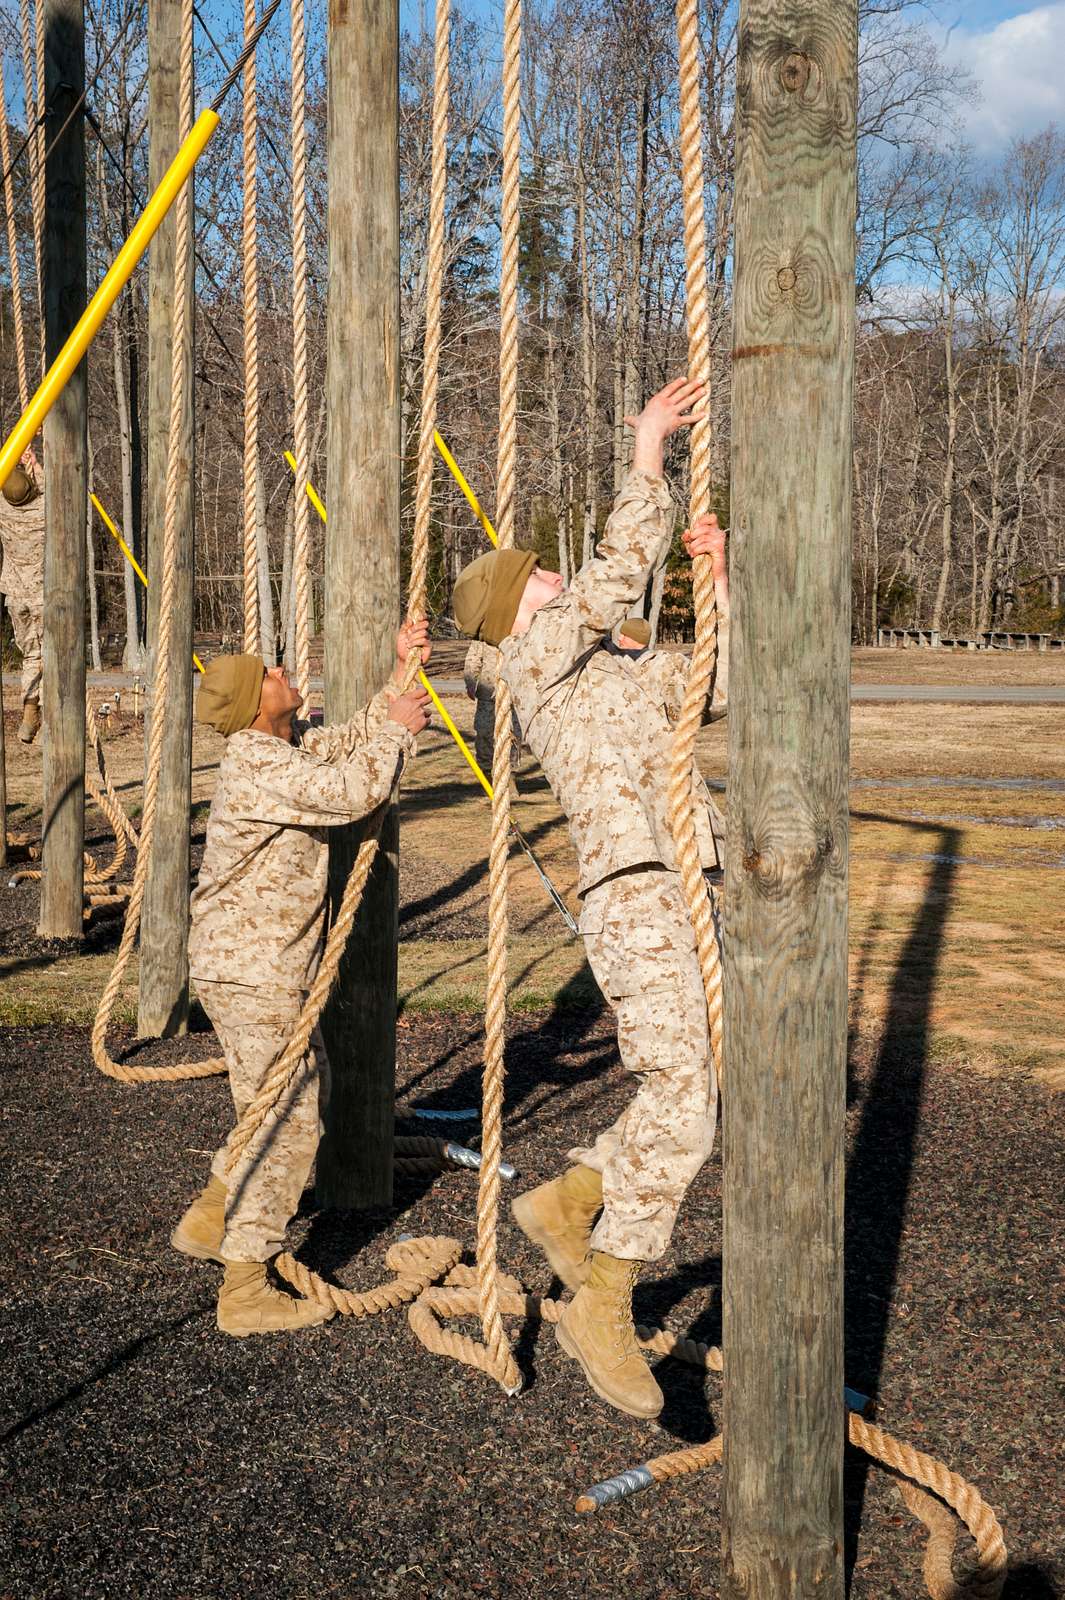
top-left (617, 617), bottom-right (651, 647)
top-left (195, 654), bottom-right (266, 737)
top-left (453, 547), bottom-right (538, 645)
top-left (2, 465), bottom-right (38, 507)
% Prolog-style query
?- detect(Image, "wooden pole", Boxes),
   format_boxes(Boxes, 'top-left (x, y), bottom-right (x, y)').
top-left (0, 595), bottom-right (7, 872)
top-left (138, 0), bottom-right (195, 1036)
top-left (721, 0), bottom-right (856, 1594)
top-left (316, 0), bottom-right (400, 1208)
top-left (38, 0), bottom-right (87, 939)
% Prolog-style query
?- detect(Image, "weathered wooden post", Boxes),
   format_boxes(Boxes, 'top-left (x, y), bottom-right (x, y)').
top-left (721, 0), bottom-right (856, 1592)
top-left (317, 0), bottom-right (400, 1208)
top-left (0, 597), bottom-right (7, 871)
top-left (138, 0), bottom-right (196, 1036)
top-left (39, 0), bottom-right (87, 939)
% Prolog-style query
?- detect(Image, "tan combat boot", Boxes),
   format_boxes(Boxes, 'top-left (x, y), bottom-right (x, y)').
top-left (217, 1261), bottom-right (334, 1337)
top-left (511, 1164), bottom-right (602, 1291)
top-left (17, 699), bottom-right (40, 744)
top-left (555, 1249), bottom-right (663, 1419)
top-left (170, 1174), bottom-right (227, 1263)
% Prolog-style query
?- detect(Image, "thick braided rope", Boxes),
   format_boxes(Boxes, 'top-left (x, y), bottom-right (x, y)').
top-left (0, 72), bottom-right (29, 410)
top-left (409, 0), bottom-right (449, 627)
top-left (0, 107), bottom-right (132, 890)
top-left (16, 0), bottom-right (40, 326)
top-left (667, 0), bottom-right (723, 1078)
top-left (495, 0), bottom-right (520, 550)
top-left (15, 701), bottom-right (138, 890)
top-left (90, 0), bottom-right (225, 1084)
top-left (276, 1235), bottom-right (462, 1317)
top-left (571, 1406), bottom-right (1005, 1599)
top-left (851, 1415), bottom-right (1007, 1599)
top-left (241, 0), bottom-right (262, 657)
top-left (669, 0), bottom-right (722, 1049)
top-left (20, 0), bottom-right (44, 328)
top-left (84, 692), bottom-right (137, 878)
top-left (462, 0), bottom-right (523, 1396)
top-left (33, 0), bottom-right (44, 338)
top-left (409, 1266), bottom-right (723, 1379)
top-left (289, 0), bottom-right (311, 702)
top-left (222, 0), bottom-right (448, 1168)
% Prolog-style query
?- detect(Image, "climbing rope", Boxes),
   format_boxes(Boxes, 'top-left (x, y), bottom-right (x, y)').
top-left (572, 1401), bottom-right (1006, 1600)
top-left (241, 0), bottom-right (262, 657)
top-left (0, 60), bottom-right (133, 882)
top-left (0, 68), bottom-right (29, 411)
top-left (589, 6), bottom-right (1005, 1593)
top-left (289, 0), bottom-right (311, 703)
top-left (426, 0), bottom-right (523, 1396)
top-left (666, 0), bottom-right (723, 1079)
top-left (91, 0), bottom-right (221, 1082)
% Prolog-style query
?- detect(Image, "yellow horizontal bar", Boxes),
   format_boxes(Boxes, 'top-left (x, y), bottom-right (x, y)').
top-left (418, 669), bottom-right (493, 798)
top-left (283, 451), bottom-right (494, 796)
top-left (433, 430), bottom-right (499, 547)
top-left (0, 108), bottom-right (220, 490)
top-left (284, 450), bottom-right (327, 524)
top-left (91, 491), bottom-right (205, 675)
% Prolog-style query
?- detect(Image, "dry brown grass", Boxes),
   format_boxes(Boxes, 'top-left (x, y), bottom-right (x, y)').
top-left (2, 673), bottom-right (1063, 1083)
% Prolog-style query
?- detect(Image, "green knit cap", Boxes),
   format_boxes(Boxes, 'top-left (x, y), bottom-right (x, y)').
top-left (453, 548), bottom-right (538, 645)
top-left (195, 654), bottom-right (266, 737)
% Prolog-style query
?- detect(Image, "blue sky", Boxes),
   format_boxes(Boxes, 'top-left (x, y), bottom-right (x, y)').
top-left (399, 0), bottom-right (1063, 157)
top-left (934, 0), bottom-right (1065, 150)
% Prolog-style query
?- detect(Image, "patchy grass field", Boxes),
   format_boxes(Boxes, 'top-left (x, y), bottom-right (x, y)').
top-left (3, 671), bottom-right (1065, 1090)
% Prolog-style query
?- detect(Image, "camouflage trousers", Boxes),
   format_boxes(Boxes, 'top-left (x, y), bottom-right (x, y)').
top-left (5, 595), bottom-right (42, 702)
top-left (473, 687), bottom-right (521, 777)
top-left (198, 979), bottom-right (329, 1262)
top-left (568, 867), bottom-right (718, 1262)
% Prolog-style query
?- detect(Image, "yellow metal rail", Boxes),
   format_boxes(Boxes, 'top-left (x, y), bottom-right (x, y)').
top-left (0, 109), bottom-right (220, 488)
top-left (91, 491), bottom-right (205, 674)
top-left (283, 452), bottom-right (492, 798)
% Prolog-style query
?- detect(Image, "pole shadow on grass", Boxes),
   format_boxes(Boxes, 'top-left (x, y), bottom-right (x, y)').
top-left (843, 822), bottom-right (959, 1590)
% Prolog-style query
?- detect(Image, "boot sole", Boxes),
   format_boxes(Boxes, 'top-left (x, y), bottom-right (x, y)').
top-left (555, 1316), bottom-right (663, 1420)
top-left (170, 1225), bottom-right (226, 1265)
top-left (217, 1310), bottom-right (334, 1337)
top-left (510, 1193), bottom-right (588, 1294)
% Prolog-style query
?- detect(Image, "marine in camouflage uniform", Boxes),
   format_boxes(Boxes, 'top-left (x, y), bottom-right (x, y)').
top-left (499, 470), bottom-right (728, 1264)
top-left (190, 697), bottom-right (417, 1261)
top-left (452, 375), bottom-right (726, 1417)
top-left (462, 637), bottom-right (521, 776)
top-left (173, 639), bottom-right (430, 1335)
top-left (0, 460), bottom-right (45, 742)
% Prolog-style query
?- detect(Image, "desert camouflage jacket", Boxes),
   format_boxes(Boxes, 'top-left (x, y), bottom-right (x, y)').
top-left (0, 495), bottom-right (45, 601)
top-left (463, 638), bottom-right (501, 697)
top-left (190, 687), bottom-right (414, 990)
top-left (500, 469), bottom-right (728, 897)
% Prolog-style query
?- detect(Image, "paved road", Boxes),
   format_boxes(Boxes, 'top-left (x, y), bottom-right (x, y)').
top-left (851, 683), bottom-right (1065, 704)
top-left (5, 673), bottom-right (1065, 705)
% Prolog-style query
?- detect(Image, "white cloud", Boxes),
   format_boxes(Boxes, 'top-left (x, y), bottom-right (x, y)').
top-left (943, 4), bottom-right (1065, 151)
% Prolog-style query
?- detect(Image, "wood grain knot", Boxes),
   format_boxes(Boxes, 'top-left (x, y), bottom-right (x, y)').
top-left (776, 266), bottom-right (797, 293)
top-left (779, 51), bottom-right (811, 94)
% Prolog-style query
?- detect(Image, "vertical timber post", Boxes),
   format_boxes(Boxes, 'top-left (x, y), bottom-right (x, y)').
top-left (721, 0), bottom-right (856, 1594)
top-left (0, 596), bottom-right (7, 871)
top-left (139, 0), bottom-right (195, 1037)
top-left (317, 0), bottom-right (400, 1208)
top-left (39, 0), bottom-right (87, 939)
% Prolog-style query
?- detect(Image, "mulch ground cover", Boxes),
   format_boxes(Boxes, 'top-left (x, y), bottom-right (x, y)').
top-left (1, 1005), bottom-right (1061, 1599)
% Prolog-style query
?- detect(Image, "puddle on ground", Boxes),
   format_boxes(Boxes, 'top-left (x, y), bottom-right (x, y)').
top-left (880, 849), bottom-right (1065, 871)
top-left (894, 811), bottom-right (1065, 831)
